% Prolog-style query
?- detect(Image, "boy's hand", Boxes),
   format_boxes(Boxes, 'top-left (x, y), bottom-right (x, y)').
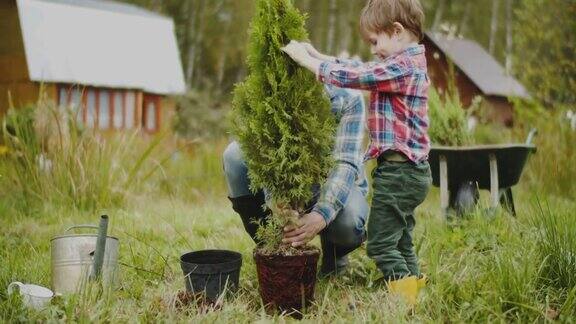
top-left (302, 42), bottom-right (337, 62)
top-left (281, 40), bottom-right (310, 65)
top-left (282, 211), bottom-right (327, 248)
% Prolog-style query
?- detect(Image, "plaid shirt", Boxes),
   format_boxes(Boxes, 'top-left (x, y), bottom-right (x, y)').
top-left (318, 45), bottom-right (430, 163)
top-left (312, 84), bottom-right (368, 225)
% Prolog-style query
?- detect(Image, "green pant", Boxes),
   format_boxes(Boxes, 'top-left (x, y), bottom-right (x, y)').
top-left (367, 160), bottom-right (431, 280)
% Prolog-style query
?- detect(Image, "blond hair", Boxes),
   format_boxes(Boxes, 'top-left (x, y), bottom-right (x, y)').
top-left (360, 0), bottom-right (425, 41)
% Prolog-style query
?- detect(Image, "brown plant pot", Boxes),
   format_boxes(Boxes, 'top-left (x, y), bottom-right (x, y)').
top-left (253, 248), bottom-right (320, 316)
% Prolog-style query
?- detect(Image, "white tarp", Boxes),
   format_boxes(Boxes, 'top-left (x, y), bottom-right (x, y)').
top-left (17, 0), bottom-right (186, 95)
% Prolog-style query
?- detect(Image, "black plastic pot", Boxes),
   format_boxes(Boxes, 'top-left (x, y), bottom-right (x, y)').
top-left (180, 250), bottom-right (242, 303)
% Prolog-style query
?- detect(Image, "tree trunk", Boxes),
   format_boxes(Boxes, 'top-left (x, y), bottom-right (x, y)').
top-left (340, 0), bottom-right (354, 55)
top-left (489, 0), bottom-right (500, 55)
top-left (217, 1), bottom-right (231, 90)
top-left (191, 0), bottom-right (208, 88)
top-left (183, 0), bottom-right (195, 88)
top-left (505, 0), bottom-right (513, 74)
top-left (458, 2), bottom-right (472, 36)
top-left (186, 0), bottom-right (203, 87)
top-left (326, 0), bottom-right (337, 54)
top-left (432, 0), bottom-right (447, 32)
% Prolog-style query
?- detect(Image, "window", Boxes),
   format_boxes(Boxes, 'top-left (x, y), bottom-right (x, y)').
top-left (145, 101), bottom-right (157, 132)
top-left (70, 88), bottom-right (83, 124)
top-left (58, 87), bottom-right (69, 107)
top-left (125, 91), bottom-right (136, 129)
top-left (113, 91), bottom-right (123, 129)
top-left (55, 85), bottom-right (155, 132)
top-left (98, 90), bottom-right (110, 130)
top-left (86, 89), bottom-right (96, 128)
top-left (143, 95), bottom-right (161, 133)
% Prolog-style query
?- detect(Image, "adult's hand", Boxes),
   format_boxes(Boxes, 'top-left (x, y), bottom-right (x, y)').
top-left (282, 211), bottom-right (327, 247)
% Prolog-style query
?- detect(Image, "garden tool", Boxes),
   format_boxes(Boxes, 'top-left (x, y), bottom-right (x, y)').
top-left (51, 215), bottom-right (118, 295)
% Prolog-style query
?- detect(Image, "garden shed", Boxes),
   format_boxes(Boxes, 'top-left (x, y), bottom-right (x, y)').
top-left (0, 0), bottom-right (186, 133)
top-left (423, 32), bottom-right (529, 126)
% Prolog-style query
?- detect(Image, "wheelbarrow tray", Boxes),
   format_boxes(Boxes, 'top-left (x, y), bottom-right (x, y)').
top-left (429, 144), bottom-right (536, 190)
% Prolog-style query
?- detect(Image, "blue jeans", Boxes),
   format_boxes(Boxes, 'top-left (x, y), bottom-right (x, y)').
top-left (223, 141), bottom-right (367, 248)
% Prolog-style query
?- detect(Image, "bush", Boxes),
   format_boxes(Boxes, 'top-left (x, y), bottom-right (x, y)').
top-left (428, 87), bottom-right (474, 146)
top-left (513, 102), bottom-right (576, 199)
top-left (0, 96), bottom-right (163, 213)
top-left (172, 90), bottom-right (230, 140)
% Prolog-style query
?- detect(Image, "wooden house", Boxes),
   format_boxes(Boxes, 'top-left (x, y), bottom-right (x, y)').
top-left (0, 0), bottom-right (186, 133)
top-left (423, 32), bottom-right (529, 126)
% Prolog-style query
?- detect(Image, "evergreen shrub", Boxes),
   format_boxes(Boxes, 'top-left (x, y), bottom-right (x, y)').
top-left (231, 0), bottom-right (334, 252)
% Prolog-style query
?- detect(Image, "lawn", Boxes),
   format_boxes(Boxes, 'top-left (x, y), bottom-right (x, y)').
top-left (1, 107), bottom-right (575, 322)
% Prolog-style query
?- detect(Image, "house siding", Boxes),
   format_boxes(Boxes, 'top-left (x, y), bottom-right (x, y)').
top-left (423, 37), bottom-right (515, 126)
top-left (0, 0), bottom-right (39, 115)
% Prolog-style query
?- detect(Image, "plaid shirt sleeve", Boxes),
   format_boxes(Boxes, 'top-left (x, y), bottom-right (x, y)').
top-left (335, 58), bottom-right (363, 68)
top-left (313, 86), bottom-right (365, 224)
top-left (318, 59), bottom-right (410, 93)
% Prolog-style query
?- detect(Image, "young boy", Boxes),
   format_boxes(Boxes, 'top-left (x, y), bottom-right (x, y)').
top-left (282, 0), bottom-right (431, 305)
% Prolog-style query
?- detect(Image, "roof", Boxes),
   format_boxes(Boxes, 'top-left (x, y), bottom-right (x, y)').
top-left (425, 32), bottom-right (529, 99)
top-left (16, 0), bottom-right (186, 95)
top-left (34, 0), bottom-right (166, 18)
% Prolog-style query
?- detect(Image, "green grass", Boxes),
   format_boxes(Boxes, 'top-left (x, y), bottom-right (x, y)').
top-left (1, 192), bottom-right (575, 322)
top-left (0, 104), bottom-right (575, 322)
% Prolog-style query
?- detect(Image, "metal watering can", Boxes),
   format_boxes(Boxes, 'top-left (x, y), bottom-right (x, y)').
top-left (51, 216), bottom-right (119, 295)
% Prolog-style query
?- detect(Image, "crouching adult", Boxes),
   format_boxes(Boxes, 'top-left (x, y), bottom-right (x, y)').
top-left (223, 85), bottom-right (368, 277)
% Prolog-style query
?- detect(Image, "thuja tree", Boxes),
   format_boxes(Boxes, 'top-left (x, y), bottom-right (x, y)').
top-left (232, 0), bottom-right (334, 251)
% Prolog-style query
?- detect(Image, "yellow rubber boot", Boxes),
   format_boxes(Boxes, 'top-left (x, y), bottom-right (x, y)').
top-left (417, 274), bottom-right (427, 290)
top-left (387, 276), bottom-right (418, 306)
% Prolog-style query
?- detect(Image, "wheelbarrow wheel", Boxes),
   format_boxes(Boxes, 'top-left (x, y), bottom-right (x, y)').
top-left (452, 181), bottom-right (479, 217)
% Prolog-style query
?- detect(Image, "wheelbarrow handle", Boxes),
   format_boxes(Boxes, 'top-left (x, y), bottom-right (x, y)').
top-left (65, 225), bottom-right (99, 233)
top-left (526, 128), bottom-right (538, 145)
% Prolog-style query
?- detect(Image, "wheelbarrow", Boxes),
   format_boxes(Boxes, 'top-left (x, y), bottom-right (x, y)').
top-left (429, 129), bottom-right (537, 217)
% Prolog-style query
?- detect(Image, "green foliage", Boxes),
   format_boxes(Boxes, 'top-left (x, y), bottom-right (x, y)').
top-left (172, 90), bottom-right (230, 140)
top-left (514, 105), bottom-right (576, 199)
top-left (532, 203), bottom-right (576, 292)
top-left (254, 215), bottom-right (285, 255)
top-left (428, 87), bottom-right (474, 146)
top-left (0, 97), bottom-right (163, 213)
top-left (121, 0), bottom-right (575, 108)
top-left (231, 0), bottom-right (334, 211)
top-left (514, 0), bottom-right (576, 105)
top-left (3, 106), bottom-right (39, 153)
top-left (1, 119), bottom-right (576, 320)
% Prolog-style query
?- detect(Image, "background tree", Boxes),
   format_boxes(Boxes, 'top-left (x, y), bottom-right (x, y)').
top-left (121, 0), bottom-right (575, 108)
top-left (514, 0), bottom-right (576, 105)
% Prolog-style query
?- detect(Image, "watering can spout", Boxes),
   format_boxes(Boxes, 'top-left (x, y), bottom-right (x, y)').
top-left (90, 215), bottom-right (109, 280)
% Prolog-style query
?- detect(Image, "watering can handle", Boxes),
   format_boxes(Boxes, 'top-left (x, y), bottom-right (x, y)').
top-left (7, 282), bottom-right (24, 295)
top-left (65, 225), bottom-right (99, 233)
